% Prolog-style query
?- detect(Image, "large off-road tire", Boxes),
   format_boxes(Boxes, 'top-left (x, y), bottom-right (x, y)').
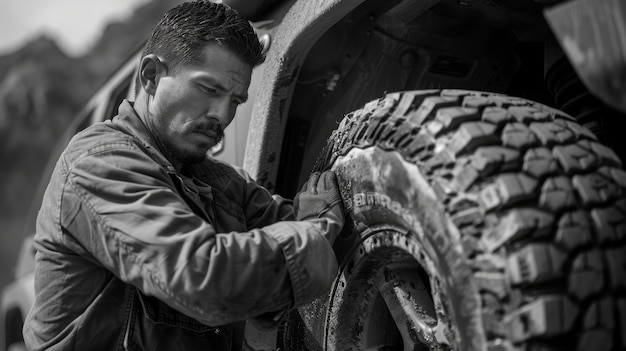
top-left (284, 90), bottom-right (626, 350)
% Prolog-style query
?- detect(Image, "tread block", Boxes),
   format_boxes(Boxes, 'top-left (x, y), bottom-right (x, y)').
top-left (591, 199), bottom-right (626, 244)
top-left (426, 119), bottom-right (445, 136)
top-left (553, 143), bottom-right (599, 174)
top-left (584, 140), bottom-right (622, 167)
top-left (487, 95), bottom-right (527, 107)
top-left (434, 106), bottom-right (481, 134)
top-left (507, 244), bottom-right (566, 285)
top-left (483, 208), bottom-right (554, 251)
top-left (502, 122), bottom-right (540, 150)
top-left (403, 130), bottom-right (435, 160)
top-left (505, 296), bottom-right (577, 342)
top-left (394, 92), bottom-right (422, 117)
top-left (558, 119), bottom-right (597, 141)
top-left (432, 177), bottom-right (456, 201)
top-left (573, 173), bottom-right (622, 206)
top-left (480, 173), bottom-right (538, 211)
top-left (481, 106), bottom-right (513, 126)
top-left (461, 95), bottom-right (492, 109)
top-left (448, 122), bottom-right (499, 156)
top-left (569, 249), bottom-right (605, 300)
top-left (452, 146), bottom-right (520, 191)
top-left (441, 89), bottom-right (474, 98)
top-left (523, 147), bottom-right (560, 179)
top-left (539, 176), bottom-right (577, 212)
top-left (451, 165), bottom-right (481, 192)
top-left (408, 95), bottom-right (459, 126)
top-left (509, 106), bottom-right (552, 123)
top-left (583, 297), bottom-right (613, 330)
top-left (530, 121), bottom-right (576, 146)
top-left (382, 124), bottom-right (418, 150)
top-left (364, 119), bottom-right (389, 143)
top-left (449, 194), bottom-right (481, 215)
top-left (578, 298), bottom-right (615, 350)
top-left (597, 166), bottom-right (626, 188)
top-left (425, 149), bottom-right (456, 172)
top-left (472, 147), bottom-right (521, 177)
top-left (555, 211), bottom-right (593, 251)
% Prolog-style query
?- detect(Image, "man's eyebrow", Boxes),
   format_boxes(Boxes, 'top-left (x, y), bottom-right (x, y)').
top-left (194, 74), bottom-right (248, 103)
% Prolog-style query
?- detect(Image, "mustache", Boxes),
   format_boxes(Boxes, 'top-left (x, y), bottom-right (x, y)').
top-left (193, 124), bottom-right (224, 138)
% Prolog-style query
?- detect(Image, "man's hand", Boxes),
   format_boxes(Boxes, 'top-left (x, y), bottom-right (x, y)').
top-left (294, 170), bottom-right (345, 244)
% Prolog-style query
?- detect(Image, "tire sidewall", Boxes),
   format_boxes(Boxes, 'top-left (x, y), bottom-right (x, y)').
top-left (328, 144), bottom-right (484, 349)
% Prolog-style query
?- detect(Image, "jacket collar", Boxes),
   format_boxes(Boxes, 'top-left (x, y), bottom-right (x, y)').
top-left (112, 99), bottom-right (178, 173)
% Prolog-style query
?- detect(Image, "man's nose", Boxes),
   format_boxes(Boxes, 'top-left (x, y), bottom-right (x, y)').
top-left (206, 99), bottom-right (233, 126)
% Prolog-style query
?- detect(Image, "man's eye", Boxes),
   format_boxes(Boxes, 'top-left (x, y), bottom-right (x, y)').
top-left (201, 85), bottom-right (217, 94)
top-left (231, 98), bottom-right (243, 106)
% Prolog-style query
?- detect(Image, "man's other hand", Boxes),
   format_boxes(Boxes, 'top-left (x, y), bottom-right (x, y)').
top-left (294, 171), bottom-right (345, 244)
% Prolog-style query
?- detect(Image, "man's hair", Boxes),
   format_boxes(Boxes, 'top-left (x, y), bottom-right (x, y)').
top-left (136, 1), bottom-right (264, 93)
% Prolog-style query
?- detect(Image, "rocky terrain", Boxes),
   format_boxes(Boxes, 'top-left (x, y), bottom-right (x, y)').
top-left (0, 0), bottom-right (185, 290)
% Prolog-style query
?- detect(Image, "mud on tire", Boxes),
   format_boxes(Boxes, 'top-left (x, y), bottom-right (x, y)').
top-left (284, 90), bottom-right (626, 350)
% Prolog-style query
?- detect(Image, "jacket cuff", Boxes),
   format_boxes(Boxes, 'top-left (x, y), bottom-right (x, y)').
top-left (262, 221), bottom-right (338, 307)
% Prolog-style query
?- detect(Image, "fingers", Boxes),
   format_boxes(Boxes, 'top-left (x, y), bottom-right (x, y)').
top-left (295, 170), bottom-right (345, 223)
top-left (315, 171), bottom-right (340, 199)
top-left (302, 171), bottom-right (338, 194)
top-left (307, 172), bottom-right (321, 194)
top-left (319, 170), bottom-right (338, 191)
top-left (317, 171), bottom-right (343, 215)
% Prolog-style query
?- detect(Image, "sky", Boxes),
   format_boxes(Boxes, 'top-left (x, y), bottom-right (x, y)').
top-left (0, 0), bottom-right (152, 57)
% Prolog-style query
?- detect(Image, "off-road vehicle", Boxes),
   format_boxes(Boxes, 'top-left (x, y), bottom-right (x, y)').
top-left (3, 0), bottom-right (626, 350)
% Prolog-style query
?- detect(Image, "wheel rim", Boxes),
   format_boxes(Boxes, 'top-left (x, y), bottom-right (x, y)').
top-left (326, 227), bottom-right (455, 351)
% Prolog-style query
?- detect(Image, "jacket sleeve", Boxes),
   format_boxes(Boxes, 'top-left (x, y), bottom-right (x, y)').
top-left (60, 144), bottom-right (338, 326)
top-left (232, 166), bottom-right (344, 308)
top-left (231, 165), bottom-right (295, 226)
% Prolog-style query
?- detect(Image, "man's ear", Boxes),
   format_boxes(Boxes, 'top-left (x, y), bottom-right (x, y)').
top-left (138, 54), bottom-right (167, 95)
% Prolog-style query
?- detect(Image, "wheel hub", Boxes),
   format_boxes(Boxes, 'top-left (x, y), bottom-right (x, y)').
top-left (325, 228), bottom-right (455, 351)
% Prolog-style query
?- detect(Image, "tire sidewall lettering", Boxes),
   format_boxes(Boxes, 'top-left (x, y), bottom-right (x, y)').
top-left (332, 146), bottom-right (481, 349)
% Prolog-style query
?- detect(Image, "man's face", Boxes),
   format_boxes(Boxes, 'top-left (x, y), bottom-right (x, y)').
top-left (147, 43), bottom-right (253, 164)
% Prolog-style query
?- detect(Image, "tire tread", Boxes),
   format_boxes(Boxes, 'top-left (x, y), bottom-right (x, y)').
top-left (316, 89), bottom-right (626, 349)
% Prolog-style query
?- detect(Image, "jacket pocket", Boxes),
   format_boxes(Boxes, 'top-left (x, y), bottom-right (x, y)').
top-left (120, 288), bottom-right (232, 350)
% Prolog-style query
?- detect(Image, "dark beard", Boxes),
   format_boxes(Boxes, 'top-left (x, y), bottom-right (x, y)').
top-left (144, 103), bottom-right (224, 165)
top-left (155, 128), bottom-right (224, 165)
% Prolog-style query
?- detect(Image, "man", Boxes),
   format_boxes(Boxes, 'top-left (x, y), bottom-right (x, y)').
top-left (23, 1), bottom-right (344, 350)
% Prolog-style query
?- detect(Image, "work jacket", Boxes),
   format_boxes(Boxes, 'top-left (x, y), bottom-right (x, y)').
top-left (23, 100), bottom-right (339, 350)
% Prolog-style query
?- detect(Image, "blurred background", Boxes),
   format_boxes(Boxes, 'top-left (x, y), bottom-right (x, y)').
top-left (0, 0), bottom-right (186, 294)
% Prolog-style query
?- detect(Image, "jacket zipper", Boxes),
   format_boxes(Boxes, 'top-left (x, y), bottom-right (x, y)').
top-left (123, 288), bottom-right (136, 350)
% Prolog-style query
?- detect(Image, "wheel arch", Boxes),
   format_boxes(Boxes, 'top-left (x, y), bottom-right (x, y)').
top-left (255, 0), bottom-right (561, 198)
top-left (243, 0), bottom-right (372, 191)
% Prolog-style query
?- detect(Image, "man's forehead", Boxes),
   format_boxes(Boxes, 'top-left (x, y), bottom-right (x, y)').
top-left (192, 71), bottom-right (249, 90)
top-left (195, 45), bottom-right (252, 80)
